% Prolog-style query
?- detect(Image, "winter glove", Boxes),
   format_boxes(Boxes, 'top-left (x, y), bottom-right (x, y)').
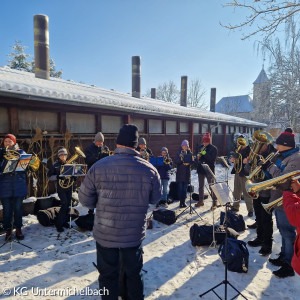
top-left (200, 150), bottom-right (206, 156)
top-left (260, 160), bottom-right (272, 171)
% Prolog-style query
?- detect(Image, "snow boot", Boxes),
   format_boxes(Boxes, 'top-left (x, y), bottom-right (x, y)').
top-left (16, 228), bottom-right (24, 240)
top-left (272, 263), bottom-right (295, 278)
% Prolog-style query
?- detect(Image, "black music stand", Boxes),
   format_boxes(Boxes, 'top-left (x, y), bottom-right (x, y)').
top-left (199, 202), bottom-right (248, 300)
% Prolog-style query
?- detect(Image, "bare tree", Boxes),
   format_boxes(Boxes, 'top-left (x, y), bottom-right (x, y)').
top-left (156, 80), bottom-right (179, 103)
top-left (222, 1), bottom-right (300, 40)
top-left (261, 19), bottom-right (300, 130)
top-left (187, 78), bottom-right (207, 109)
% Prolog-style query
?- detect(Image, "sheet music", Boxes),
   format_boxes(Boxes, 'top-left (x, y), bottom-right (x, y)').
top-left (210, 183), bottom-right (234, 205)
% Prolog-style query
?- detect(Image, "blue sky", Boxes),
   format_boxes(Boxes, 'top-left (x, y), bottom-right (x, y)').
top-left (0, 0), bottom-right (270, 105)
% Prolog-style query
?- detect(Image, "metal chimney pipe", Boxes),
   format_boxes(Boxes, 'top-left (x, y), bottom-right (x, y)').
top-left (151, 88), bottom-right (156, 99)
top-left (34, 15), bottom-right (50, 80)
top-left (132, 56), bottom-right (141, 98)
top-left (180, 76), bottom-right (188, 107)
top-left (210, 88), bottom-right (216, 112)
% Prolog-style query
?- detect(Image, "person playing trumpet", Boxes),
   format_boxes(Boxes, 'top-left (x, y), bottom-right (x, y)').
top-left (136, 137), bottom-right (153, 160)
top-left (155, 147), bottom-right (173, 207)
top-left (0, 134), bottom-right (27, 241)
top-left (174, 140), bottom-right (192, 208)
top-left (85, 132), bottom-right (111, 170)
top-left (195, 132), bottom-right (218, 208)
top-left (230, 136), bottom-right (254, 217)
top-left (259, 128), bottom-right (300, 278)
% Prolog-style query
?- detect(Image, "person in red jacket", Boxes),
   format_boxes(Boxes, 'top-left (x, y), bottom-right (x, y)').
top-left (283, 179), bottom-right (300, 276)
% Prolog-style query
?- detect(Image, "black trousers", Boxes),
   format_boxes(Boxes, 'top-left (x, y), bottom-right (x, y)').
top-left (253, 196), bottom-right (273, 247)
top-left (56, 188), bottom-right (72, 229)
top-left (96, 242), bottom-right (144, 300)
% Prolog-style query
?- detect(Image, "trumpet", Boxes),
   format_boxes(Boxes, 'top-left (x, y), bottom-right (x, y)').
top-left (246, 150), bottom-right (279, 182)
top-left (164, 156), bottom-right (171, 164)
top-left (59, 147), bottom-right (86, 189)
top-left (246, 170), bottom-right (300, 199)
top-left (262, 197), bottom-right (283, 214)
top-left (196, 146), bottom-right (206, 160)
top-left (140, 149), bottom-right (149, 161)
top-left (103, 147), bottom-right (114, 156)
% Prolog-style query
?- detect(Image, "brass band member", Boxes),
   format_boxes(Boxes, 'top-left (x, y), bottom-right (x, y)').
top-left (247, 142), bottom-right (277, 256)
top-left (136, 137), bottom-right (153, 159)
top-left (261, 128), bottom-right (300, 278)
top-left (195, 133), bottom-right (218, 209)
top-left (174, 140), bottom-right (192, 208)
top-left (0, 134), bottom-right (27, 241)
top-left (84, 132), bottom-right (110, 169)
top-left (47, 148), bottom-right (75, 233)
top-left (155, 147), bottom-right (173, 207)
top-left (230, 136), bottom-right (254, 217)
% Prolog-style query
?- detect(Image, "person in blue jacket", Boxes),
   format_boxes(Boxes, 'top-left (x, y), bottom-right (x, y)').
top-left (0, 134), bottom-right (27, 241)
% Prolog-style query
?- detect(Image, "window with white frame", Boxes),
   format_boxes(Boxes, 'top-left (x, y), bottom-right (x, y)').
top-left (166, 120), bottom-right (177, 134)
top-left (180, 122), bottom-right (189, 133)
top-left (101, 115), bottom-right (123, 133)
top-left (149, 119), bottom-right (163, 133)
top-left (19, 109), bottom-right (58, 132)
top-left (131, 117), bottom-right (144, 133)
top-left (193, 123), bottom-right (200, 134)
top-left (202, 123), bottom-right (208, 133)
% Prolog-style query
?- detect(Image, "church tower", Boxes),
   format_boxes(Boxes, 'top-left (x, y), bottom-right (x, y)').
top-left (252, 68), bottom-right (271, 122)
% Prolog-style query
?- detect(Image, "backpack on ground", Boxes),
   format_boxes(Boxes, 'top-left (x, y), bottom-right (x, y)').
top-left (153, 208), bottom-right (176, 225)
top-left (74, 212), bottom-right (95, 231)
top-left (218, 238), bottom-right (249, 273)
top-left (37, 207), bottom-right (80, 226)
top-left (189, 224), bottom-right (239, 247)
top-left (220, 211), bottom-right (245, 232)
top-left (167, 181), bottom-right (178, 202)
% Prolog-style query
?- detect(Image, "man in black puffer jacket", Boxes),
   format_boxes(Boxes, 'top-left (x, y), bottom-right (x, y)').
top-left (79, 125), bottom-right (161, 300)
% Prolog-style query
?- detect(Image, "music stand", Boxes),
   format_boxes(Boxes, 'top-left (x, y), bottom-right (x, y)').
top-left (218, 156), bottom-right (230, 183)
top-left (199, 200), bottom-right (248, 300)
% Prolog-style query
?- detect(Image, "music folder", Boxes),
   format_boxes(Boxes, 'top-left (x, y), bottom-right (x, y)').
top-left (60, 164), bottom-right (87, 177)
top-left (210, 183), bottom-right (234, 206)
top-left (149, 157), bottom-right (164, 166)
top-left (2, 154), bottom-right (32, 174)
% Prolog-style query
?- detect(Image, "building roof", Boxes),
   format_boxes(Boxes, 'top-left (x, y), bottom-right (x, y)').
top-left (216, 95), bottom-right (253, 114)
top-left (253, 68), bottom-right (269, 84)
top-left (0, 67), bottom-right (266, 127)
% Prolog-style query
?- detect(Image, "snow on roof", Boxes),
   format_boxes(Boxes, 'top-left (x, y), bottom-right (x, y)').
top-left (216, 95), bottom-right (253, 114)
top-left (0, 67), bottom-right (265, 126)
top-left (253, 68), bottom-right (269, 84)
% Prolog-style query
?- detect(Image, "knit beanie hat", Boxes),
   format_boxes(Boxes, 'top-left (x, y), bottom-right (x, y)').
top-left (275, 127), bottom-right (296, 148)
top-left (4, 134), bottom-right (16, 145)
top-left (202, 132), bottom-right (211, 143)
top-left (181, 140), bottom-right (189, 147)
top-left (161, 147), bottom-right (168, 153)
top-left (95, 132), bottom-right (104, 143)
top-left (116, 125), bottom-right (139, 148)
top-left (58, 148), bottom-right (68, 156)
top-left (138, 137), bottom-right (146, 145)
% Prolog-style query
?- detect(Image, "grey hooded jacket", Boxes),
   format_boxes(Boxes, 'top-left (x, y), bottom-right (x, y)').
top-left (78, 147), bottom-right (161, 248)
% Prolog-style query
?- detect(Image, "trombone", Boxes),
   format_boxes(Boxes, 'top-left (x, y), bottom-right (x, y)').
top-left (262, 197), bottom-right (283, 214)
top-left (246, 170), bottom-right (300, 199)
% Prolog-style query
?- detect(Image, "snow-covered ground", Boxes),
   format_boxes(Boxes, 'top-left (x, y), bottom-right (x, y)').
top-left (0, 165), bottom-right (299, 300)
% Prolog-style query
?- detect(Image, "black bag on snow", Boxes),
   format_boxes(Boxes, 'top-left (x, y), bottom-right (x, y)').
top-left (153, 208), bottom-right (176, 225)
top-left (167, 181), bottom-right (179, 201)
top-left (37, 207), bottom-right (80, 226)
top-left (191, 193), bottom-right (209, 201)
top-left (34, 196), bottom-right (61, 215)
top-left (220, 211), bottom-right (245, 232)
top-left (189, 224), bottom-right (239, 247)
top-left (218, 238), bottom-right (249, 273)
top-left (75, 212), bottom-right (95, 231)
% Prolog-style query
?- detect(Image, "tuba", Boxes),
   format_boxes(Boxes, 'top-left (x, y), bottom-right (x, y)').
top-left (59, 147), bottom-right (86, 189)
top-left (246, 170), bottom-right (300, 199)
top-left (248, 130), bottom-right (273, 180)
top-left (233, 137), bottom-right (248, 173)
